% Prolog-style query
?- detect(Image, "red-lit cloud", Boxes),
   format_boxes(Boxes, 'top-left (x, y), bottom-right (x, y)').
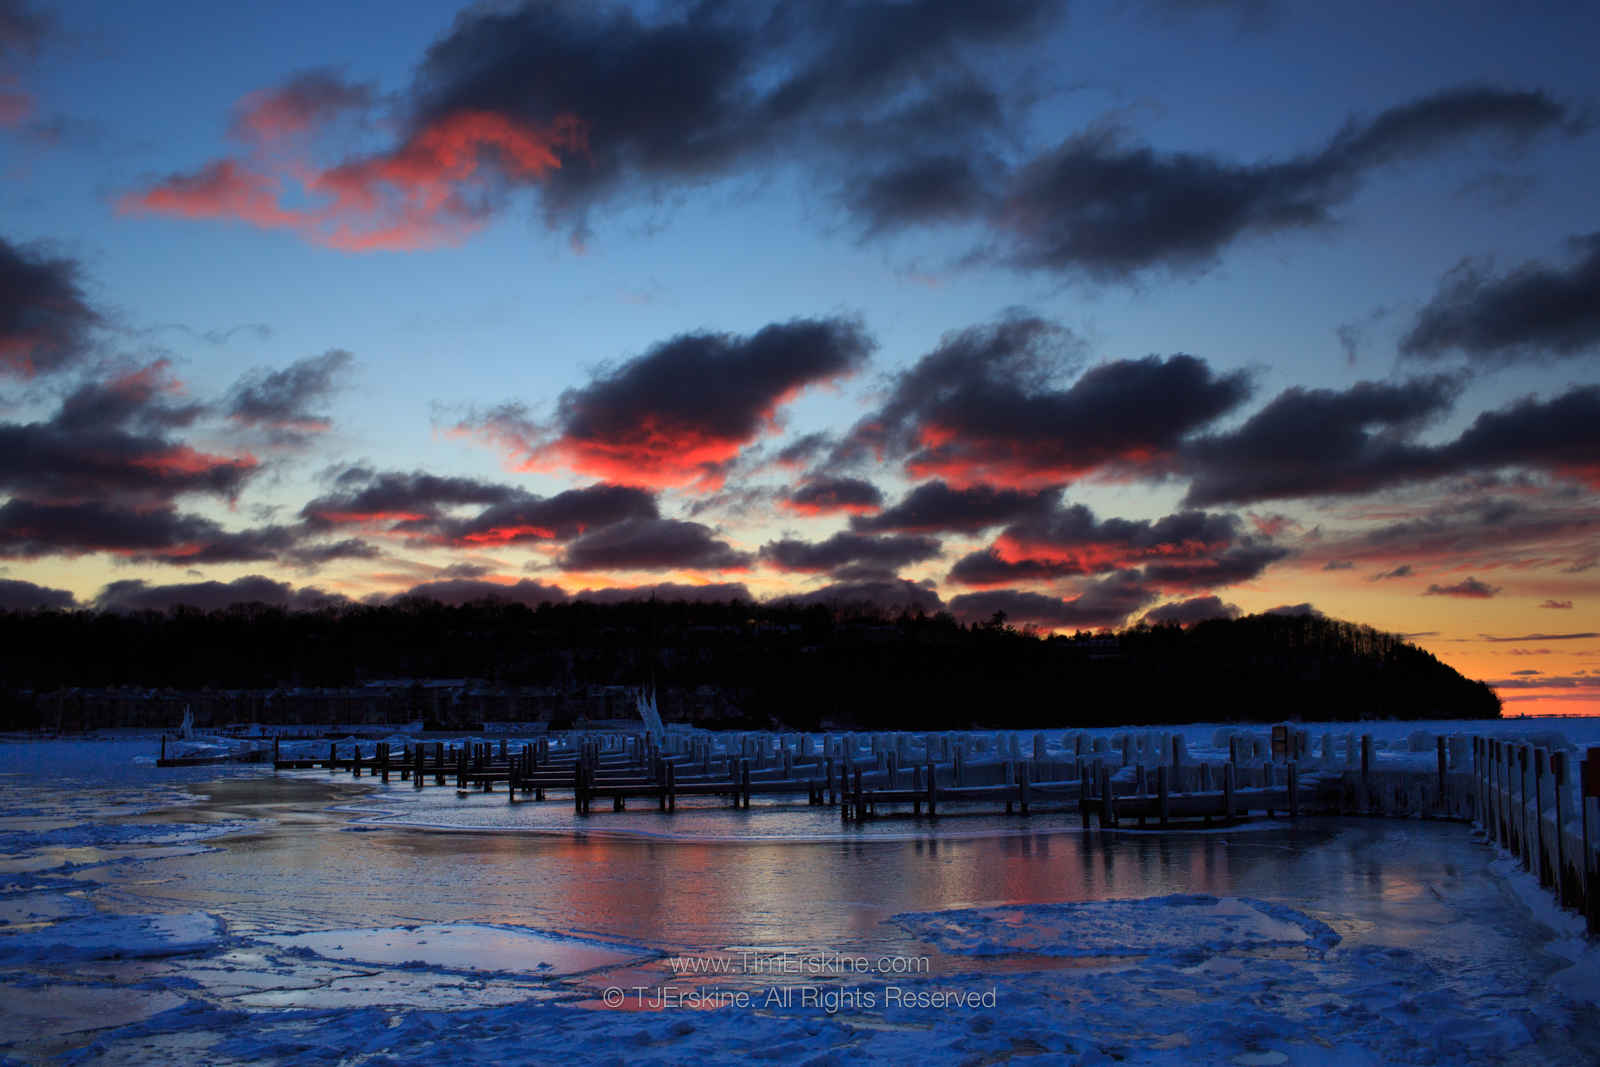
top-left (230, 68), bottom-right (373, 143)
top-left (457, 319), bottom-right (870, 490)
top-left (122, 102), bottom-right (584, 252)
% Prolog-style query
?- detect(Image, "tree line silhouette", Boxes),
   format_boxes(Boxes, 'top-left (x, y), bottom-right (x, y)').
top-left (0, 597), bottom-right (1500, 729)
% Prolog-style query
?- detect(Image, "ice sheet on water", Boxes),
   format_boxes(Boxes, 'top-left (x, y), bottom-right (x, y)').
top-left (895, 894), bottom-right (1341, 962)
top-left (0, 910), bottom-right (224, 963)
top-left (258, 922), bottom-right (656, 977)
top-left (0, 819), bottom-right (258, 854)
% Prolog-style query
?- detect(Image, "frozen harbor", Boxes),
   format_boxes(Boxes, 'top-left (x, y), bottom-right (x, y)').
top-left (3, 724), bottom-right (1600, 1064)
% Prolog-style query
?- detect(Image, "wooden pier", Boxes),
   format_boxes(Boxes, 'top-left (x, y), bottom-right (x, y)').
top-left (264, 726), bottom-right (1600, 934)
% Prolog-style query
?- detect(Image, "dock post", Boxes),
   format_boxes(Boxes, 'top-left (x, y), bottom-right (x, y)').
top-left (667, 761), bottom-right (676, 812)
top-left (1019, 760), bottom-right (1031, 816)
top-left (912, 765), bottom-right (923, 816)
top-left (1535, 749), bottom-right (1548, 887)
top-left (1484, 742), bottom-right (1497, 844)
top-left (741, 760), bottom-right (751, 809)
top-left (1080, 765), bottom-right (1091, 830)
top-left (1582, 747), bottom-right (1599, 935)
top-left (1472, 738), bottom-right (1481, 825)
top-left (1437, 736), bottom-right (1449, 816)
top-left (1361, 735), bottom-right (1372, 813)
top-left (1100, 765), bottom-right (1116, 828)
top-left (854, 768), bottom-right (865, 820)
top-left (1552, 751), bottom-right (1568, 907)
top-left (162, 736), bottom-right (167, 762)
top-left (1134, 765), bottom-right (1146, 828)
top-left (1004, 761), bottom-right (1014, 815)
top-left (1157, 765), bottom-right (1169, 828)
top-left (1223, 761), bottom-right (1235, 822)
top-left (1519, 746), bottom-right (1531, 872)
top-left (926, 762), bottom-right (937, 817)
top-left (272, 736), bottom-right (279, 765)
top-left (1288, 761), bottom-right (1299, 819)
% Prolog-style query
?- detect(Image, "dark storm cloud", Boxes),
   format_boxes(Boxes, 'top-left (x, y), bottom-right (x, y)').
top-left (947, 504), bottom-right (1262, 588)
top-left (759, 532), bottom-right (941, 574)
top-left (983, 86), bottom-right (1574, 279)
top-left (1442, 385), bottom-right (1600, 485)
top-left (843, 315), bottom-right (1251, 486)
top-left (0, 235), bottom-right (100, 377)
top-left (1180, 377), bottom-right (1460, 506)
top-left (948, 571), bottom-right (1156, 628)
top-left (556, 518), bottom-right (750, 572)
top-left (0, 497), bottom-right (376, 570)
top-left (0, 1), bottom-right (49, 58)
top-left (461, 317), bottom-right (871, 489)
top-left (51, 361), bottom-right (207, 434)
top-left (1141, 543), bottom-right (1290, 589)
top-left (426, 485), bottom-right (658, 547)
top-left (1402, 234), bottom-right (1600, 362)
top-left (946, 547), bottom-right (1081, 587)
top-left (847, 153), bottom-right (998, 236)
top-left (226, 349), bottom-right (353, 444)
top-left (1182, 381), bottom-right (1600, 507)
top-left (389, 578), bottom-right (568, 607)
top-left (280, 538), bottom-right (380, 570)
top-left (0, 577), bottom-right (75, 611)
top-left (300, 468), bottom-right (522, 529)
top-left (774, 577), bottom-right (945, 614)
top-left (852, 481), bottom-right (1061, 534)
top-left (781, 476), bottom-right (883, 516)
top-left (1140, 595), bottom-right (1241, 627)
top-left (1423, 576), bottom-right (1499, 598)
top-left (1371, 564), bottom-right (1414, 581)
top-left (412, 0), bottom-right (1059, 238)
top-left (576, 582), bottom-right (752, 604)
top-left (0, 365), bottom-right (263, 503)
top-left (94, 575), bottom-right (347, 614)
top-left (1001, 506), bottom-right (1244, 564)
top-left (1264, 602), bottom-right (1323, 618)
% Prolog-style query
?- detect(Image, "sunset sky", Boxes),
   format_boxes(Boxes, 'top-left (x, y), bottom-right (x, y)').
top-left (0, 0), bottom-right (1595, 713)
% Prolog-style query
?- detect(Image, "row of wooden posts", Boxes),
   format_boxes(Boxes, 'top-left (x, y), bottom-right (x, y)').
top-left (1474, 737), bottom-right (1600, 936)
top-left (273, 730), bottom-right (1600, 932)
top-left (273, 726), bottom-right (1428, 828)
